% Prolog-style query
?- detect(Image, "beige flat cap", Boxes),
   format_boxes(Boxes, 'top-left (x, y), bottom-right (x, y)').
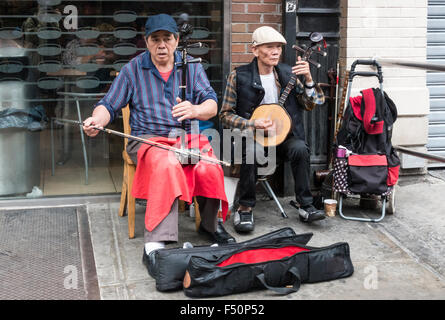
top-left (252, 26), bottom-right (287, 46)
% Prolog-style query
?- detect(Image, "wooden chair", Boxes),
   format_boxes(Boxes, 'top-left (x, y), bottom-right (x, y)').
top-left (117, 104), bottom-right (201, 239)
top-left (118, 104), bottom-right (136, 238)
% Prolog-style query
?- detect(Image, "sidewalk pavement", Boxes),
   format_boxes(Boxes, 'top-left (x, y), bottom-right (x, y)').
top-left (87, 171), bottom-right (445, 300)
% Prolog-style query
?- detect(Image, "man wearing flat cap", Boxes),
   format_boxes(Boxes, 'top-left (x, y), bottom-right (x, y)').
top-left (83, 14), bottom-right (235, 267)
top-left (220, 26), bottom-right (326, 233)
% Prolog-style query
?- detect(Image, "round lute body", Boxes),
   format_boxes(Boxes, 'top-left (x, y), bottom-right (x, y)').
top-left (250, 104), bottom-right (292, 147)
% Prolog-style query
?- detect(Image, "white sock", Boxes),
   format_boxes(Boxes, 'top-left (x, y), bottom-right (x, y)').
top-left (144, 241), bottom-right (165, 255)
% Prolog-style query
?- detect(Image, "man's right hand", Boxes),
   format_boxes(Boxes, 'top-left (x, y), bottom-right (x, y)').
top-left (83, 105), bottom-right (111, 137)
top-left (83, 117), bottom-right (102, 137)
top-left (254, 118), bottom-right (277, 136)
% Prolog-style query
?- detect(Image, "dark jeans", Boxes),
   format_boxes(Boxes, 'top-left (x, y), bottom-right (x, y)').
top-left (238, 135), bottom-right (313, 208)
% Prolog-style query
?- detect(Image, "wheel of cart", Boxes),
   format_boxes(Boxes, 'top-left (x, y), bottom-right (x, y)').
top-left (386, 188), bottom-right (396, 215)
top-left (334, 59), bottom-right (399, 222)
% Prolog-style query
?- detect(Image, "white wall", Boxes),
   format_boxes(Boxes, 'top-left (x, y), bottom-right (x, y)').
top-left (340, 0), bottom-right (429, 170)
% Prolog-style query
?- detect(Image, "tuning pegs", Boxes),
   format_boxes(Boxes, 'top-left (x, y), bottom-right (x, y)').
top-left (175, 57), bottom-right (202, 67)
top-left (308, 58), bottom-right (322, 68)
top-left (314, 46), bottom-right (327, 57)
top-left (177, 42), bottom-right (202, 51)
top-left (292, 44), bottom-right (306, 54)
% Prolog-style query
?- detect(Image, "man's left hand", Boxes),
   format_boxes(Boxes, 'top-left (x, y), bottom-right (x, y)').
top-left (172, 97), bottom-right (197, 122)
top-left (292, 56), bottom-right (313, 83)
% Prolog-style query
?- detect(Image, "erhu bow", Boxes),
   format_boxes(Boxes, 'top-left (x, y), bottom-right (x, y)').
top-left (56, 118), bottom-right (230, 167)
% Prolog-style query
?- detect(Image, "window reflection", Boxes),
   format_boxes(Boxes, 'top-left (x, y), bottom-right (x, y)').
top-left (0, 0), bottom-right (223, 198)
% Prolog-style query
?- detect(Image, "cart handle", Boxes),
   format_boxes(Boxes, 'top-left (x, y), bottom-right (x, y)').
top-left (351, 59), bottom-right (382, 70)
top-left (349, 59), bottom-right (383, 83)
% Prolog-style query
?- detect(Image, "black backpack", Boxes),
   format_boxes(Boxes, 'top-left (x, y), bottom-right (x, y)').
top-left (334, 88), bottom-right (400, 195)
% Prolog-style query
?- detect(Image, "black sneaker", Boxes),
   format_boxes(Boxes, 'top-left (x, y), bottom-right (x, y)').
top-left (299, 204), bottom-right (326, 223)
top-left (233, 210), bottom-right (255, 233)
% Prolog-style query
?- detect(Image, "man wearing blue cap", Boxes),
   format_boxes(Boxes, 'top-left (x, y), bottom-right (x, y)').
top-left (83, 14), bottom-right (235, 267)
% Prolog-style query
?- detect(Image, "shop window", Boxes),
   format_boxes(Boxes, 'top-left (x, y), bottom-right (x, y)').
top-left (0, 0), bottom-right (223, 198)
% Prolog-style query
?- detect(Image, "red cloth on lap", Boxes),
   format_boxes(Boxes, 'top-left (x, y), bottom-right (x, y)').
top-left (131, 134), bottom-right (228, 232)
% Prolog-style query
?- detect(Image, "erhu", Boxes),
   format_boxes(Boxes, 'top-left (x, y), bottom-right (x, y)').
top-left (175, 14), bottom-right (204, 164)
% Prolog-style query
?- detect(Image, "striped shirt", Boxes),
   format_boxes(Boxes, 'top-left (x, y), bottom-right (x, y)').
top-left (219, 68), bottom-right (325, 131)
top-left (96, 50), bottom-right (217, 137)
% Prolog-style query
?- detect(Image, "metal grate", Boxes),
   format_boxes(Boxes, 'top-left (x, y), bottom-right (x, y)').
top-left (427, 0), bottom-right (445, 166)
top-left (0, 206), bottom-right (99, 300)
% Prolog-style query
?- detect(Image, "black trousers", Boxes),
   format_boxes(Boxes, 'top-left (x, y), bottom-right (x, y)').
top-left (238, 135), bottom-right (313, 208)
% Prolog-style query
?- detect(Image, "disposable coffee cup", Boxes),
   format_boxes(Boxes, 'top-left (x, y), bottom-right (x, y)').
top-left (324, 199), bottom-right (337, 217)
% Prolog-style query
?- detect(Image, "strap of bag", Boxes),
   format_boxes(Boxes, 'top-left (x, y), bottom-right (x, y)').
top-left (256, 266), bottom-right (301, 295)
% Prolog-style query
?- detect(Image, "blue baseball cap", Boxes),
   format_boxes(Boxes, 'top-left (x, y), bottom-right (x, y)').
top-left (145, 14), bottom-right (178, 37)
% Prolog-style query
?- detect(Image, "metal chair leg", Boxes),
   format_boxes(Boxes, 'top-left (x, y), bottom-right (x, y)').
top-left (50, 117), bottom-right (55, 176)
top-left (338, 194), bottom-right (386, 222)
top-left (75, 100), bottom-right (89, 185)
top-left (260, 180), bottom-right (288, 218)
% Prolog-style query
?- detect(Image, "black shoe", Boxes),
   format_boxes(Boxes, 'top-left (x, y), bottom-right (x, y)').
top-left (142, 248), bottom-right (158, 279)
top-left (198, 221), bottom-right (236, 245)
top-left (298, 204), bottom-right (326, 223)
top-left (233, 210), bottom-right (255, 233)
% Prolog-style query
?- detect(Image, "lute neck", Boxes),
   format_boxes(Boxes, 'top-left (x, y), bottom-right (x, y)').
top-left (278, 73), bottom-right (298, 107)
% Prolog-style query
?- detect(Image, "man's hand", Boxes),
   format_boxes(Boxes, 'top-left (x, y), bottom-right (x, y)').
top-left (83, 117), bottom-right (103, 137)
top-left (292, 56), bottom-right (313, 83)
top-left (172, 97), bottom-right (198, 122)
top-left (254, 118), bottom-right (276, 137)
top-left (82, 105), bottom-right (110, 137)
